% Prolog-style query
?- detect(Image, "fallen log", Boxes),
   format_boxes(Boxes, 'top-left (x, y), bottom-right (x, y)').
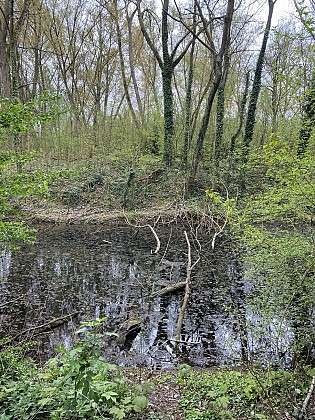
top-left (1, 311), bottom-right (79, 347)
top-left (149, 281), bottom-right (186, 298)
top-left (175, 231), bottom-right (200, 348)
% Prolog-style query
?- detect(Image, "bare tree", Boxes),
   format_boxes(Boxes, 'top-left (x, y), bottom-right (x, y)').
top-left (188, 0), bottom-right (235, 190)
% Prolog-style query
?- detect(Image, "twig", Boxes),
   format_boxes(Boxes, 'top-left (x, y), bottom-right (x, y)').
top-left (0, 297), bottom-right (24, 309)
top-left (148, 224), bottom-right (161, 254)
top-left (302, 374), bottom-right (315, 414)
top-left (2, 312), bottom-right (79, 346)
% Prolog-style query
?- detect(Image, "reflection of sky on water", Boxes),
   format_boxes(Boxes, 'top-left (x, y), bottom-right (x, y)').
top-left (0, 224), bottom-right (297, 367)
top-left (0, 248), bottom-right (11, 279)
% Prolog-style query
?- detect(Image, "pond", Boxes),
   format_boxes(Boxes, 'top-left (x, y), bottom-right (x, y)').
top-left (0, 222), bottom-right (294, 368)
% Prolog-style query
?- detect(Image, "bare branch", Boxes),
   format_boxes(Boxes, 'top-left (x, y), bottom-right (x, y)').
top-left (302, 375), bottom-right (315, 414)
top-left (137, 0), bottom-right (163, 69)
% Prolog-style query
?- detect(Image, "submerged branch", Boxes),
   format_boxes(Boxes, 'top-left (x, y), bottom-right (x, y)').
top-left (175, 231), bottom-right (200, 346)
top-left (2, 312), bottom-right (79, 346)
top-left (150, 281), bottom-right (186, 298)
top-left (148, 224), bottom-right (161, 254)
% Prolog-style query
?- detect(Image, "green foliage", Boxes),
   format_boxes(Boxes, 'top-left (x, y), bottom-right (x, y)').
top-left (0, 319), bottom-right (149, 419)
top-left (0, 93), bottom-right (62, 251)
top-left (206, 133), bottom-right (315, 365)
top-left (0, 152), bottom-right (51, 251)
top-left (177, 367), bottom-right (309, 419)
top-left (0, 221), bottom-right (36, 251)
top-left (244, 134), bottom-right (315, 223)
top-left (0, 93), bottom-right (62, 137)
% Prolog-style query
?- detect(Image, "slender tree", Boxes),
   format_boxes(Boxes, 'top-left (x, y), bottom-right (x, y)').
top-left (188, 0), bottom-right (235, 189)
top-left (137, 0), bottom-right (192, 167)
top-left (0, 0), bottom-right (32, 99)
top-left (181, 0), bottom-right (197, 169)
top-left (0, 0), bottom-right (10, 97)
top-left (230, 71), bottom-right (250, 153)
top-left (242, 0), bottom-right (277, 160)
top-left (214, 48), bottom-right (230, 164)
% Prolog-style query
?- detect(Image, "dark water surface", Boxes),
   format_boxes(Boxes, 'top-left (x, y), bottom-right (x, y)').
top-left (0, 222), bottom-right (291, 368)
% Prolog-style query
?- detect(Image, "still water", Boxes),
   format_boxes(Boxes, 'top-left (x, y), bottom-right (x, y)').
top-left (0, 222), bottom-right (293, 368)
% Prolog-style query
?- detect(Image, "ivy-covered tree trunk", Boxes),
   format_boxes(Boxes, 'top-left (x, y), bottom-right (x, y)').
top-left (137, 0), bottom-right (191, 168)
top-left (214, 48), bottom-right (230, 164)
top-left (162, 0), bottom-right (174, 167)
top-left (182, 2), bottom-right (197, 169)
top-left (162, 63), bottom-right (174, 167)
top-left (297, 73), bottom-right (315, 157)
top-left (214, 85), bottom-right (225, 163)
top-left (0, 0), bottom-right (11, 98)
top-left (243, 0), bottom-right (276, 159)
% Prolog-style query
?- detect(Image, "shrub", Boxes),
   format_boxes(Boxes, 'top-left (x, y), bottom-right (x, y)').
top-left (0, 320), bottom-right (149, 419)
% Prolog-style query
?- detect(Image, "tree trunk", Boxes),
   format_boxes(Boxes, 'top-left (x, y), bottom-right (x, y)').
top-left (243, 0), bottom-right (276, 159)
top-left (137, 0), bottom-right (191, 167)
top-left (162, 62), bottom-right (174, 167)
top-left (182, 2), bottom-right (197, 169)
top-left (188, 0), bottom-right (235, 190)
top-left (0, 0), bottom-right (10, 98)
top-left (126, 6), bottom-right (144, 121)
top-left (188, 62), bottom-right (223, 188)
top-left (214, 49), bottom-right (230, 164)
top-left (111, 0), bottom-right (140, 129)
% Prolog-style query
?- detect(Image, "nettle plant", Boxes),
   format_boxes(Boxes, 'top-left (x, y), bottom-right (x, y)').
top-left (0, 319), bottom-right (150, 419)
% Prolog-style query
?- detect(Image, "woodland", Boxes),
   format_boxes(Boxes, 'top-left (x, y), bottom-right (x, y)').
top-left (0, 0), bottom-right (315, 418)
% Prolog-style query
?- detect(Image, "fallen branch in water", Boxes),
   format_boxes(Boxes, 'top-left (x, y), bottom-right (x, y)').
top-left (175, 231), bottom-right (200, 347)
top-left (150, 281), bottom-right (186, 298)
top-left (0, 297), bottom-right (24, 309)
top-left (1, 312), bottom-right (79, 346)
top-left (124, 214), bottom-right (161, 254)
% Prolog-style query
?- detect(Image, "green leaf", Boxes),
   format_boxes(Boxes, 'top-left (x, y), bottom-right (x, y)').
top-left (109, 406), bottom-right (126, 419)
top-left (132, 395), bottom-right (148, 412)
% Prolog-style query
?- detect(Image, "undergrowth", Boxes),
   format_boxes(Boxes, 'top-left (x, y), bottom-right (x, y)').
top-left (0, 319), bottom-right (150, 419)
top-left (177, 364), bottom-right (314, 419)
top-left (30, 156), bottom-right (184, 212)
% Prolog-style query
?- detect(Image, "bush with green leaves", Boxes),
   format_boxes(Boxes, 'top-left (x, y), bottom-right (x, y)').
top-left (206, 134), bottom-right (315, 366)
top-left (177, 365), bottom-right (312, 419)
top-left (0, 93), bottom-right (62, 251)
top-left (0, 319), bottom-right (150, 419)
top-left (0, 92), bottom-right (62, 139)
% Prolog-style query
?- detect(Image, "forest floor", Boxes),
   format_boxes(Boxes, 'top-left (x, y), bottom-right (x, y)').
top-left (15, 158), bottom-right (210, 225)
top-left (125, 369), bottom-right (183, 420)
